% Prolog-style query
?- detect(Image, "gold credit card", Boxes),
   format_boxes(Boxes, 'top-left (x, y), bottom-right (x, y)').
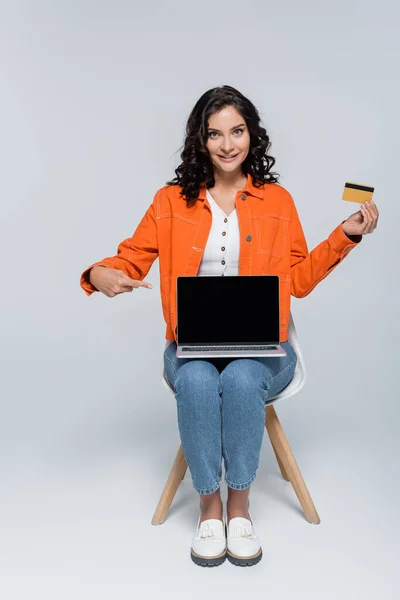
top-left (342, 182), bottom-right (375, 204)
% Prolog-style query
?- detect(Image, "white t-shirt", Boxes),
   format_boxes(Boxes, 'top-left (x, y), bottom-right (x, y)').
top-left (197, 189), bottom-right (240, 277)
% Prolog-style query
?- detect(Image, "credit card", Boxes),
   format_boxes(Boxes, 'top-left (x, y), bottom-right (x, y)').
top-left (342, 182), bottom-right (375, 204)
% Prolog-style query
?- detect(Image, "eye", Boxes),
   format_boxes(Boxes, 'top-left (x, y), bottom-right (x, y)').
top-left (207, 128), bottom-right (245, 138)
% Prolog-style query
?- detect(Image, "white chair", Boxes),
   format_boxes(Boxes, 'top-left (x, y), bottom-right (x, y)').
top-left (152, 312), bottom-right (320, 526)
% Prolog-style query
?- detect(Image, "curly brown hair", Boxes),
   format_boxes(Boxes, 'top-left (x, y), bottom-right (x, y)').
top-left (166, 85), bottom-right (280, 207)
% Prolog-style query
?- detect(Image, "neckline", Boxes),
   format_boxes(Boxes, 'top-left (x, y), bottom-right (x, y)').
top-left (206, 189), bottom-right (237, 218)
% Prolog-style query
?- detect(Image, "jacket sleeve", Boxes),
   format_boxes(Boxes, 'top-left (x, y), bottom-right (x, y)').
top-left (290, 196), bottom-right (362, 298)
top-left (80, 190), bottom-right (160, 296)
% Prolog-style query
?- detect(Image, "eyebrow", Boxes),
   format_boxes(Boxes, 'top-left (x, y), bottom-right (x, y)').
top-left (207, 123), bottom-right (246, 132)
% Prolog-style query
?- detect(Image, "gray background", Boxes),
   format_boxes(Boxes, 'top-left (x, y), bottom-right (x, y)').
top-left (1, 1), bottom-right (399, 598)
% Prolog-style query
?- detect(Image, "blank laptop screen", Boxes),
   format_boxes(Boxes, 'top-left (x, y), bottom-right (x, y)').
top-left (177, 275), bottom-right (280, 345)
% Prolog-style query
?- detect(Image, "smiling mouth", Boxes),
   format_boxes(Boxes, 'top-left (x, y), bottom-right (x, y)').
top-left (218, 154), bottom-right (239, 159)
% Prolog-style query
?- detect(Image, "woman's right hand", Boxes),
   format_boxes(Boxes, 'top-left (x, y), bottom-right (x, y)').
top-left (89, 266), bottom-right (153, 298)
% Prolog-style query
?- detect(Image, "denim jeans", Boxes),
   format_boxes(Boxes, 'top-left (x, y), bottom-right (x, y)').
top-left (163, 341), bottom-right (297, 495)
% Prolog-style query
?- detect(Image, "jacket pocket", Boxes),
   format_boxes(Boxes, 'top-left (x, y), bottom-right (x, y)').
top-left (254, 215), bottom-right (288, 258)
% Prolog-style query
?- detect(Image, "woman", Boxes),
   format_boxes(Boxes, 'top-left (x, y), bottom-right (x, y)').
top-left (80, 85), bottom-right (379, 568)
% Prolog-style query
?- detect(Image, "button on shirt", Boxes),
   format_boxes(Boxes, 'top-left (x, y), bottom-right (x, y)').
top-left (197, 189), bottom-right (240, 277)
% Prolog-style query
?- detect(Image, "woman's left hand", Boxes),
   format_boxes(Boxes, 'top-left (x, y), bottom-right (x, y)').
top-left (341, 200), bottom-right (379, 237)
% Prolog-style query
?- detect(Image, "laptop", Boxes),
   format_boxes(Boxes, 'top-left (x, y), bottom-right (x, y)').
top-left (176, 275), bottom-right (287, 358)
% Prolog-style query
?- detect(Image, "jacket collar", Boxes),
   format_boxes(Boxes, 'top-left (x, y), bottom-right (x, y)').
top-left (198, 173), bottom-right (264, 201)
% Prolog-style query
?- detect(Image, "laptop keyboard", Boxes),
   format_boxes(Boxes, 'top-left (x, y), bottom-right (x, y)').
top-left (182, 345), bottom-right (278, 352)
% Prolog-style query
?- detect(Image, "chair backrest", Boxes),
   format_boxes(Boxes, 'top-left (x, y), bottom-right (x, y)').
top-left (161, 311), bottom-right (306, 404)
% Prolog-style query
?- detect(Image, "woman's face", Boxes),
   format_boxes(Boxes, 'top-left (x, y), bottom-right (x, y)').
top-left (205, 105), bottom-right (250, 176)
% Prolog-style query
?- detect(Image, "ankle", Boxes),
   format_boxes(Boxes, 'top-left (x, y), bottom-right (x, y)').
top-left (200, 506), bottom-right (223, 523)
top-left (226, 507), bottom-right (251, 523)
top-left (199, 495), bottom-right (223, 523)
top-left (226, 498), bottom-right (250, 523)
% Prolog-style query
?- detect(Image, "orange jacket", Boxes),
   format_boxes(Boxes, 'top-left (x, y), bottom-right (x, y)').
top-left (80, 174), bottom-right (361, 342)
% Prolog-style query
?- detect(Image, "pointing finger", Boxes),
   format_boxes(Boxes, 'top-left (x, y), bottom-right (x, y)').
top-left (122, 275), bottom-right (153, 289)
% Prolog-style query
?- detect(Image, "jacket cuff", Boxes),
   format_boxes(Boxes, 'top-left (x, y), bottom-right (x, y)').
top-left (80, 264), bottom-right (108, 296)
top-left (328, 222), bottom-right (362, 256)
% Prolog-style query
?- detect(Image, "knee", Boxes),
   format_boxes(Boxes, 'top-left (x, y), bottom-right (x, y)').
top-left (220, 360), bottom-right (263, 395)
top-left (175, 360), bottom-right (221, 395)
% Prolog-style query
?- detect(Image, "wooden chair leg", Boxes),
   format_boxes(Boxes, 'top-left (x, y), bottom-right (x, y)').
top-left (151, 443), bottom-right (188, 525)
top-left (265, 404), bottom-right (321, 524)
top-left (270, 437), bottom-right (290, 481)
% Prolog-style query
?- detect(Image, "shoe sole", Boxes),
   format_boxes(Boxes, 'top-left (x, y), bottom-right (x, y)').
top-left (190, 548), bottom-right (227, 567)
top-left (227, 547), bottom-right (262, 567)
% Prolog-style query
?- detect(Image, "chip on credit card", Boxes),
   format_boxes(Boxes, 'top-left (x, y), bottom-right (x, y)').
top-left (342, 182), bottom-right (375, 204)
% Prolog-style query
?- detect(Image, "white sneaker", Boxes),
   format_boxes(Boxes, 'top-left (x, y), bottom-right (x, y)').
top-left (226, 515), bottom-right (262, 566)
top-left (190, 516), bottom-right (227, 567)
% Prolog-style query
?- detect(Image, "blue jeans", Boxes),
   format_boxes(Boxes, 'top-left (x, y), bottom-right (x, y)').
top-left (163, 341), bottom-right (297, 495)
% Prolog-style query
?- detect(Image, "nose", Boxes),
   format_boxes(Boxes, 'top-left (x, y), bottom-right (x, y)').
top-left (220, 135), bottom-right (235, 154)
